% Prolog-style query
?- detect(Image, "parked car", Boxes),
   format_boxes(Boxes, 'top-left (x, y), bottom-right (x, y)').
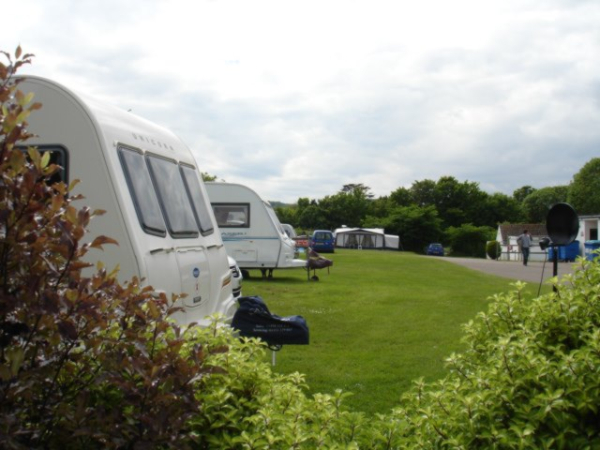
top-left (310, 230), bottom-right (335, 253)
top-left (426, 243), bottom-right (444, 256)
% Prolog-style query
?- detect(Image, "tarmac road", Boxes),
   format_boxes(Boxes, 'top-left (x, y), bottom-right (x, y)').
top-left (437, 256), bottom-right (578, 284)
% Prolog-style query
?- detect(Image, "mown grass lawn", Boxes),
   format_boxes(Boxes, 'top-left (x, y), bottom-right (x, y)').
top-left (241, 249), bottom-right (549, 415)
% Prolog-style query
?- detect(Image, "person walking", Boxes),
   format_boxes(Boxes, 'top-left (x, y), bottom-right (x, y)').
top-left (517, 229), bottom-right (532, 266)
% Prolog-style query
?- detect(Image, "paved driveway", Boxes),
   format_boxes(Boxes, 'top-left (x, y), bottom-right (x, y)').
top-left (437, 256), bottom-right (577, 284)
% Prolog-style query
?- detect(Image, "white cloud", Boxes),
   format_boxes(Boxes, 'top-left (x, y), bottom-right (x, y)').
top-left (4, 0), bottom-right (600, 202)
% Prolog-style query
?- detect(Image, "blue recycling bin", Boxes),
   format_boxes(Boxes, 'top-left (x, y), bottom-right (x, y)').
top-left (559, 240), bottom-right (580, 262)
top-left (547, 246), bottom-right (556, 261)
top-left (584, 240), bottom-right (600, 261)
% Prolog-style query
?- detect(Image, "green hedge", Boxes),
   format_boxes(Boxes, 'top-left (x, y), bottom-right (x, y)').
top-left (383, 265), bottom-right (600, 448)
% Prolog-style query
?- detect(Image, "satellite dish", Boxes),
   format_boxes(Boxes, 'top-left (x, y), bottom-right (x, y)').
top-left (546, 203), bottom-right (579, 246)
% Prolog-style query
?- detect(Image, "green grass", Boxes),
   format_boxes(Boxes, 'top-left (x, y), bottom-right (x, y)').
top-left (241, 249), bottom-right (549, 415)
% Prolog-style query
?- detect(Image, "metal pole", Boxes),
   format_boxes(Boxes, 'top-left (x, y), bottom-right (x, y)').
top-left (553, 245), bottom-right (558, 293)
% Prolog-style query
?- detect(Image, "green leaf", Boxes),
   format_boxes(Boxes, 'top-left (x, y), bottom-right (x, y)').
top-left (41, 150), bottom-right (50, 168)
top-left (8, 348), bottom-right (25, 376)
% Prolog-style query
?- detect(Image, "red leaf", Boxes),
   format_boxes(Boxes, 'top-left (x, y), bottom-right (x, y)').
top-left (58, 319), bottom-right (78, 341)
top-left (90, 235), bottom-right (119, 249)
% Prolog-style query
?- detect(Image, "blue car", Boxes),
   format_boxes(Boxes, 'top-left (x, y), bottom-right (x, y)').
top-left (310, 230), bottom-right (335, 253)
top-left (426, 243), bottom-right (444, 256)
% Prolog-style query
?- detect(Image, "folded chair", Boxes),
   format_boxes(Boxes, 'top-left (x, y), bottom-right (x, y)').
top-left (306, 248), bottom-right (333, 281)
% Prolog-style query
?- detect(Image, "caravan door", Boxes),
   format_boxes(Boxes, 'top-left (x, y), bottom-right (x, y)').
top-left (120, 148), bottom-right (213, 310)
top-left (146, 154), bottom-right (215, 309)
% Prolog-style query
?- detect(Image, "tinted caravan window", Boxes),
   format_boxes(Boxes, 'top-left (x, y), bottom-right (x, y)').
top-left (212, 204), bottom-right (250, 228)
top-left (118, 146), bottom-right (167, 237)
top-left (146, 154), bottom-right (199, 238)
top-left (180, 164), bottom-right (215, 236)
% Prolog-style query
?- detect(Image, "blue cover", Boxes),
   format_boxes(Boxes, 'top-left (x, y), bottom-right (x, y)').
top-left (231, 296), bottom-right (309, 346)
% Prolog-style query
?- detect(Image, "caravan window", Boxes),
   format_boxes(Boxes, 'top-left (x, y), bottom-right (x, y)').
top-left (180, 164), bottom-right (215, 236)
top-left (212, 203), bottom-right (250, 228)
top-left (146, 154), bottom-right (199, 238)
top-left (265, 204), bottom-right (285, 235)
top-left (18, 145), bottom-right (69, 186)
top-left (118, 147), bottom-right (167, 237)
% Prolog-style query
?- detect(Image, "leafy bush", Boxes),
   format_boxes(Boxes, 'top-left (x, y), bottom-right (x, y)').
top-left (486, 240), bottom-right (502, 260)
top-left (446, 223), bottom-right (496, 257)
top-left (371, 262), bottom-right (600, 448)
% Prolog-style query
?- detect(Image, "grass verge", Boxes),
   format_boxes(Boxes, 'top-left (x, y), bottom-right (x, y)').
top-left (241, 249), bottom-right (550, 414)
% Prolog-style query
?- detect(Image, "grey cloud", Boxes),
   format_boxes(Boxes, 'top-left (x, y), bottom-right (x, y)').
top-left (7, 0), bottom-right (600, 203)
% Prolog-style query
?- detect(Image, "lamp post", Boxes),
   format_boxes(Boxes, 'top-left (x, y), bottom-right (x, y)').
top-left (543, 203), bottom-right (579, 293)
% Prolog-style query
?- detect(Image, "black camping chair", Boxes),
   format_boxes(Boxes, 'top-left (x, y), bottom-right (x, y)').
top-left (306, 247), bottom-right (333, 281)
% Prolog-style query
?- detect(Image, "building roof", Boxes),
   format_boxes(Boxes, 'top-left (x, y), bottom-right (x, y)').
top-left (497, 223), bottom-right (548, 244)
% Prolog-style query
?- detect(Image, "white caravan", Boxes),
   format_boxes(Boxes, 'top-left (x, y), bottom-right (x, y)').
top-left (17, 76), bottom-right (237, 326)
top-left (281, 224), bottom-right (297, 239)
top-left (205, 182), bottom-right (306, 277)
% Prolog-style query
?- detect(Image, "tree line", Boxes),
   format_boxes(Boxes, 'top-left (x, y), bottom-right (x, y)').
top-left (274, 159), bottom-right (600, 257)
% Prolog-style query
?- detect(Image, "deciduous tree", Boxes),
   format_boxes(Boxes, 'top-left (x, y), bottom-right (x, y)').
top-left (389, 186), bottom-right (414, 207)
top-left (513, 185), bottom-right (536, 204)
top-left (479, 192), bottom-right (525, 227)
top-left (568, 157), bottom-right (600, 214)
top-left (522, 185), bottom-right (569, 222)
top-left (410, 179), bottom-right (437, 207)
top-left (383, 205), bottom-right (443, 252)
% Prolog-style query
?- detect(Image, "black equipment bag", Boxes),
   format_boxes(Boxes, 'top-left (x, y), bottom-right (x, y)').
top-left (231, 296), bottom-right (309, 346)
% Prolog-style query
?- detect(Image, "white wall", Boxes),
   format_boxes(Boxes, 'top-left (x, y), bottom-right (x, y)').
top-left (578, 216), bottom-right (600, 255)
top-left (499, 236), bottom-right (548, 262)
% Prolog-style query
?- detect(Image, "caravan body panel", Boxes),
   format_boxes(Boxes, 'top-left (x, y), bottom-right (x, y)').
top-left (205, 182), bottom-right (306, 271)
top-left (19, 76), bottom-right (236, 326)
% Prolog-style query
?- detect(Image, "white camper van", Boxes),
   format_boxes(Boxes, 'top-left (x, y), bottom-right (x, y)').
top-left (205, 182), bottom-right (306, 277)
top-left (17, 76), bottom-right (237, 326)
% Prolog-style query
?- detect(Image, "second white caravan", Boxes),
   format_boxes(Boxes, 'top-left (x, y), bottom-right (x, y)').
top-left (18, 76), bottom-right (237, 326)
top-left (205, 182), bottom-right (306, 277)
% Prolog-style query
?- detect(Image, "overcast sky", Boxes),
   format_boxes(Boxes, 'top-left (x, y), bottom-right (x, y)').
top-left (5, 0), bottom-right (600, 203)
